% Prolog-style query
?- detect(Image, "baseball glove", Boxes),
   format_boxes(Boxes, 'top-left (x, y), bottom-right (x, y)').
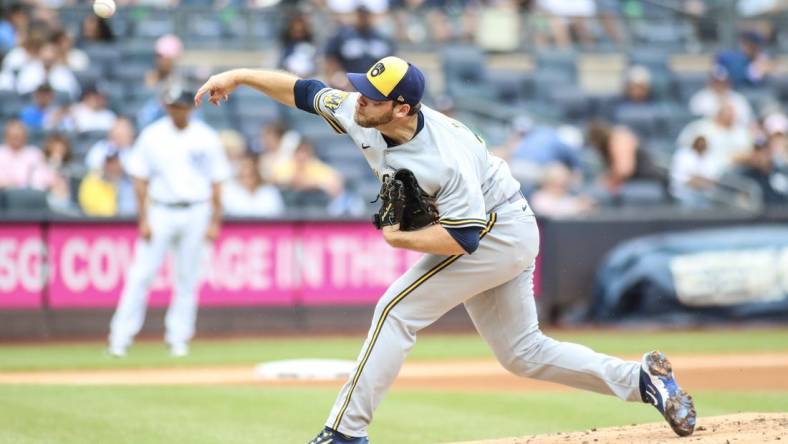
top-left (373, 169), bottom-right (439, 231)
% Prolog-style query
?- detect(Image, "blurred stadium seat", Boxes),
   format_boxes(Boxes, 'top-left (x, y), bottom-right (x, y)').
top-left (0, 90), bottom-right (22, 119)
top-left (674, 72), bottom-right (708, 103)
top-left (535, 50), bottom-right (577, 81)
top-left (82, 44), bottom-right (120, 76)
top-left (614, 180), bottom-right (671, 206)
top-left (3, 189), bottom-right (48, 212)
top-left (487, 70), bottom-right (533, 104)
top-left (613, 103), bottom-right (661, 140)
top-left (441, 46), bottom-right (496, 100)
top-left (128, 8), bottom-right (176, 41)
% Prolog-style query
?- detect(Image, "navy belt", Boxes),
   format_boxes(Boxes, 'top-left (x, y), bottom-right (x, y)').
top-left (154, 200), bottom-right (206, 208)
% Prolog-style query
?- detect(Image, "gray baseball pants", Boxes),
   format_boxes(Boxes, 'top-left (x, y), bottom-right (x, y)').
top-left (326, 200), bottom-right (642, 437)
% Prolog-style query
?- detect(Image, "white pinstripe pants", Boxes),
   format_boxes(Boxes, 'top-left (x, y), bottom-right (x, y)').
top-left (109, 202), bottom-right (211, 349)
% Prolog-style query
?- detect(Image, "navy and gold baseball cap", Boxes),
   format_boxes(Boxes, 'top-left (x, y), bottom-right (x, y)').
top-left (347, 56), bottom-right (425, 106)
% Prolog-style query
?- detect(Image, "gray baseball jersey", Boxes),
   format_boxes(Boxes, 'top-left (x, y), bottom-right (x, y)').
top-left (305, 86), bottom-right (642, 438)
top-left (313, 88), bottom-right (530, 225)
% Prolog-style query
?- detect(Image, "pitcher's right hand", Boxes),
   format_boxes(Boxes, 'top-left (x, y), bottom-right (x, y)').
top-left (194, 71), bottom-right (239, 107)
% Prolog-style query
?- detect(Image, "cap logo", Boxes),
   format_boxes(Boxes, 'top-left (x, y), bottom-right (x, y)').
top-left (370, 62), bottom-right (386, 77)
top-left (364, 56), bottom-right (411, 97)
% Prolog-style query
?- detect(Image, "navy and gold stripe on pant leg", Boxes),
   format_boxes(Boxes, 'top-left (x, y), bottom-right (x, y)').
top-left (332, 213), bottom-right (497, 431)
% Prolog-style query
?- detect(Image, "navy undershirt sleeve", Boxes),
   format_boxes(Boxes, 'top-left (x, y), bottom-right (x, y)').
top-left (445, 226), bottom-right (481, 254)
top-left (293, 79), bottom-right (327, 115)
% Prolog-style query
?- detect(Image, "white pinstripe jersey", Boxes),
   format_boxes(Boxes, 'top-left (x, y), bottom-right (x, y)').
top-left (314, 88), bottom-right (526, 230)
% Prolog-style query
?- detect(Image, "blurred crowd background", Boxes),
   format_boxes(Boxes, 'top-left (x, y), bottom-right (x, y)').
top-left (1, 0), bottom-right (787, 220)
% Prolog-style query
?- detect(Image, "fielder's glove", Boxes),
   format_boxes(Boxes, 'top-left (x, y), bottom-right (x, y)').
top-left (373, 169), bottom-right (439, 231)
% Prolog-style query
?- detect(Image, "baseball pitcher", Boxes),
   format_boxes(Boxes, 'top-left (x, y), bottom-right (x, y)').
top-left (195, 56), bottom-right (696, 443)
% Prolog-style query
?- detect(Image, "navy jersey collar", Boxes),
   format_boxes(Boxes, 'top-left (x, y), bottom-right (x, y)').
top-left (382, 111), bottom-right (424, 148)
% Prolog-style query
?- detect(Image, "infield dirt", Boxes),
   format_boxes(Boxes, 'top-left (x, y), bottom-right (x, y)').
top-left (0, 353), bottom-right (785, 391)
top-left (453, 413), bottom-right (788, 444)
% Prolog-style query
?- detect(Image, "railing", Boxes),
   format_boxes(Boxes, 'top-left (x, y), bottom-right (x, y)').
top-left (46, 3), bottom-right (788, 53)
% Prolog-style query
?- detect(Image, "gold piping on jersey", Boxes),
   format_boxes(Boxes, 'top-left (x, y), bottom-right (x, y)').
top-left (314, 89), bottom-right (347, 134)
top-left (332, 213), bottom-right (498, 431)
top-left (439, 218), bottom-right (488, 228)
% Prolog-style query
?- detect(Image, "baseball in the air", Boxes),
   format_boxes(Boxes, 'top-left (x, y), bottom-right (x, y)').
top-left (93, 0), bottom-right (116, 18)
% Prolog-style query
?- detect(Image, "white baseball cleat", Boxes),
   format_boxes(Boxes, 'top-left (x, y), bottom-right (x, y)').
top-left (639, 350), bottom-right (696, 437)
top-left (107, 345), bottom-right (127, 358)
top-left (169, 342), bottom-right (189, 358)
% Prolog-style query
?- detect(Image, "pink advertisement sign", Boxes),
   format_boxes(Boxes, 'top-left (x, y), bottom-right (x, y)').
top-left (47, 223), bottom-right (297, 309)
top-left (0, 224), bottom-right (45, 309)
top-left (299, 223), bottom-right (423, 305)
top-left (2, 221), bottom-right (541, 310)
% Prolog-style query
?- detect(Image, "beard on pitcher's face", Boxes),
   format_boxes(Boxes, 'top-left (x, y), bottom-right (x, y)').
top-left (353, 98), bottom-right (395, 128)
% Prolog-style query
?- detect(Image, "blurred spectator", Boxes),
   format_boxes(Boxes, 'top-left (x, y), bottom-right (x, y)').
top-left (738, 0), bottom-right (788, 16)
top-left (136, 96), bottom-right (164, 130)
top-left (219, 129), bottom-right (249, 175)
top-left (51, 28), bottom-right (89, 72)
top-left (683, 0), bottom-right (714, 43)
top-left (39, 133), bottom-right (76, 210)
top-left (530, 163), bottom-right (594, 217)
top-left (77, 15), bottom-right (114, 46)
top-left (586, 120), bottom-right (665, 194)
top-left (596, 0), bottom-right (624, 46)
top-left (391, 0), bottom-right (453, 44)
top-left (70, 86), bottom-right (117, 132)
top-left (494, 115), bottom-right (581, 188)
top-left (0, 120), bottom-right (50, 190)
top-left (272, 140), bottom-right (343, 199)
top-left (19, 83), bottom-right (58, 130)
top-left (85, 117), bottom-right (135, 171)
top-left (324, 6), bottom-right (396, 89)
top-left (40, 132), bottom-right (74, 177)
top-left (617, 65), bottom-right (654, 106)
top-left (79, 149), bottom-right (136, 216)
top-left (610, 65), bottom-right (656, 121)
top-left (534, 0), bottom-right (595, 48)
top-left (670, 132), bottom-right (723, 208)
top-left (1, 24), bottom-right (46, 76)
top-left (678, 102), bottom-right (753, 171)
top-left (145, 34), bottom-right (183, 90)
top-left (13, 41), bottom-right (80, 100)
top-left (326, 0), bottom-right (389, 14)
top-left (715, 31), bottom-right (773, 88)
top-left (255, 121), bottom-right (299, 179)
top-left (278, 12), bottom-right (318, 78)
top-left (254, 121), bottom-right (286, 155)
top-left (222, 155), bottom-right (285, 218)
top-left (0, 3), bottom-right (28, 54)
top-left (689, 65), bottom-right (753, 127)
top-left (740, 113), bottom-right (788, 205)
top-left (29, 6), bottom-right (61, 29)
top-left (763, 113), bottom-right (788, 154)
top-left (136, 35), bottom-right (184, 129)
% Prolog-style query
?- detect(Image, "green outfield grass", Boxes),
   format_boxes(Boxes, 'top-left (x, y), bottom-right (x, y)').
top-left (1, 329), bottom-right (787, 443)
top-left (0, 386), bottom-right (786, 444)
top-left (1, 328), bottom-right (788, 371)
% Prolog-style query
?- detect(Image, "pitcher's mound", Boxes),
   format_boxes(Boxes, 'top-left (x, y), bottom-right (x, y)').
top-left (455, 413), bottom-right (788, 444)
